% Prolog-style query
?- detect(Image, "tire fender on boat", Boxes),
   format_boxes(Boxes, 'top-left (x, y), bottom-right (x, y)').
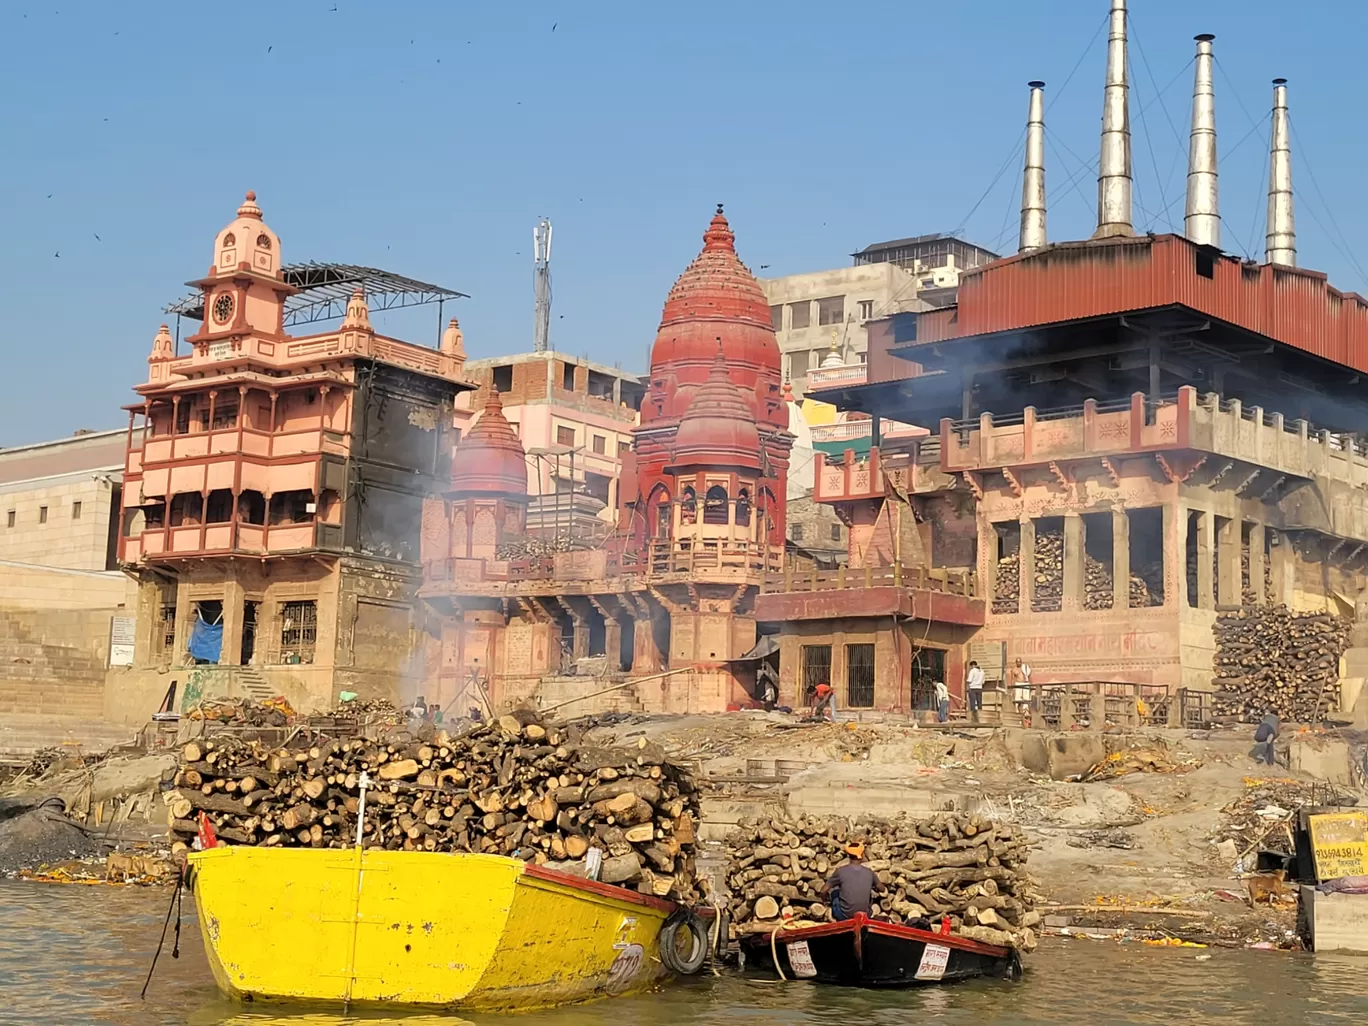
top-left (659, 911), bottom-right (709, 975)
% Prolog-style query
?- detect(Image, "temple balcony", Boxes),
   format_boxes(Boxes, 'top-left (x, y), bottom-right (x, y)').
top-left (806, 361), bottom-right (868, 390)
top-left (755, 560), bottom-right (984, 625)
top-left (813, 439), bottom-right (944, 503)
top-left (122, 518), bottom-right (337, 563)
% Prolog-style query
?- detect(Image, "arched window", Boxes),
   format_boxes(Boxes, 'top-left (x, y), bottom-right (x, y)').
top-left (680, 487), bottom-right (697, 526)
top-left (256, 233), bottom-right (272, 249)
top-left (704, 485), bottom-right (728, 525)
top-left (646, 486), bottom-right (671, 538)
top-left (223, 232), bottom-right (236, 246)
top-left (735, 488), bottom-right (751, 527)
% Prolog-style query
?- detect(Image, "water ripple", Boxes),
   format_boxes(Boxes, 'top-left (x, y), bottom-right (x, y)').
top-left (3, 880), bottom-right (1366, 1026)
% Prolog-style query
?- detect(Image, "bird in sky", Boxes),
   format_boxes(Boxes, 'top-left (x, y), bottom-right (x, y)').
top-left (93, 233), bottom-right (101, 242)
top-left (267, 45), bottom-right (272, 52)
top-left (54, 251), bottom-right (60, 258)
top-left (552, 22), bottom-right (557, 31)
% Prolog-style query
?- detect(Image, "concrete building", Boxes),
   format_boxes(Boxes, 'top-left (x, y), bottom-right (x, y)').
top-left (453, 351), bottom-right (645, 538)
top-left (111, 191), bottom-right (474, 722)
top-left (0, 429), bottom-right (138, 759)
top-left (762, 235), bottom-right (998, 394)
top-left (0, 429), bottom-right (125, 571)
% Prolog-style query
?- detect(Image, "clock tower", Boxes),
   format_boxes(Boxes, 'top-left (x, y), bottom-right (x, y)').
top-left (185, 191), bottom-right (296, 347)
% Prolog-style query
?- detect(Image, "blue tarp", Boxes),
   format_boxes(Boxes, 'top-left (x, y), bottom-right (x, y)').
top-left (188, 616), bottom-right (223, 664)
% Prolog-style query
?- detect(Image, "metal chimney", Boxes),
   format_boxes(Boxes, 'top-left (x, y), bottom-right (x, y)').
top-left (1019, 81), bottom-right (1047, 253)
top-left (1093, 0), bottom-right (1134, 238)
top-left (1184, 34), bottom-right (1220, 248)
top-left (1266, 79), bottom-right (1297, 266)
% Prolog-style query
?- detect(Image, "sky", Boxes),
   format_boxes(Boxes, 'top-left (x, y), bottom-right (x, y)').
top-left (2, 0), bottom-right (1367, 446)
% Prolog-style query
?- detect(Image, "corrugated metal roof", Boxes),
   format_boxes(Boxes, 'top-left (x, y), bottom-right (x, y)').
top-left (907, 234), bottom-right (1368, 373)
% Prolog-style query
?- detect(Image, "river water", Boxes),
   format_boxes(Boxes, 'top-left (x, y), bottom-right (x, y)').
top-left (3, 880), bottom-right (1366, 1026)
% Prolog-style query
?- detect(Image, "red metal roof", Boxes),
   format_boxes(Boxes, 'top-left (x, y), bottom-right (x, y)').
top-left (910, 234), bottom-right (1368, 372)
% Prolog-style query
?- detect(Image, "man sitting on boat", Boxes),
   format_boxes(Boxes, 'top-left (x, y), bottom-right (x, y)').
top-left (821, 842), bottom-right (884, 921)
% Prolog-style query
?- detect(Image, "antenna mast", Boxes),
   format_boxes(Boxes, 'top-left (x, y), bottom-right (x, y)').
top-left (533, 218), bottom-right (553, 352)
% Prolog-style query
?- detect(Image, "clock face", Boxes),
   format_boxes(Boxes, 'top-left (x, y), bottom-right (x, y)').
top-left (212, 293), bottom-right (235, 325)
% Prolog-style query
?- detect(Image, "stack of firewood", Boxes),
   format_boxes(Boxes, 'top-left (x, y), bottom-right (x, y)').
top-left (1084, 552), bottom-right (1114, 610)
top-left (1131, 560), bottom-right (1164, 607)
top-left (1212, 606), bottom-right (1350, 722)
top-left (993, 553), bottom-right (1020, 614)
top-left (723, 813), bottom-right (1039, 951)
top-left (1032, 530), bottom-right (1064, 612)
top-left (165, 710), bottom-right (702, 901)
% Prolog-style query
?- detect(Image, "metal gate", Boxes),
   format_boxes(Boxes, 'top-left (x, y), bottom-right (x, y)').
top-left (846, 643), bottom-right (875, 708)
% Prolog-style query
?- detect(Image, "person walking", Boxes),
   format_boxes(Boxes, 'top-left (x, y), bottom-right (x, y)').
top-left (1012, 657), bottom-right (1033, 724)
top-left (965, 660), bottom-right (985, 722)
top-left (933, 679), bottom-right (951, 723)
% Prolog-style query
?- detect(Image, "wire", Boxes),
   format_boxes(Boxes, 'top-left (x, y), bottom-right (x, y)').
top-left (1290, 116), bottom-right (1368, 290)
top-left (1046, 10), bottom-right (1110, 116)
top-left (1128, 13), bottom-right (1185, 233)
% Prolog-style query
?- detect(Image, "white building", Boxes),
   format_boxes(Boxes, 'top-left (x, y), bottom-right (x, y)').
top-left (761, 233), bottom-right (998, 395)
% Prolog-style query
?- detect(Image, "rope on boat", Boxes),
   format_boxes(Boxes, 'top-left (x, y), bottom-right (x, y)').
top-left (139, 863), bottom-right (185, 999)
top-left (769, 924), bottom-right (787, 982)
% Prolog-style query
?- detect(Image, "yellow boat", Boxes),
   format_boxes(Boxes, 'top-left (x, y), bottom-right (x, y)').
top-left (188, 846), bottom-right (705, 1012)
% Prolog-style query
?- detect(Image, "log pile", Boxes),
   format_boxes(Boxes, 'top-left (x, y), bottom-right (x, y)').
top-left (1031, 530), bottom-right (1064, 611)
top-left (1083, 552), bottom-right (1114, 610)
top-left (165, 710), bottom-right (702, 901)
top-left (1131, 559), bottom-right (1164, 608)
top-left (1212, 606), bottom-right (1350, 722)
top-left (993, 552), bottom-right (1020, 614)
top-left (723, 813), bottom-right (1039, 952)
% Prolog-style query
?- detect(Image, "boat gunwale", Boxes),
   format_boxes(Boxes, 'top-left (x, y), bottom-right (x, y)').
top-left (768, 912), bottom-right (1012, 958)
top-left (522, 862), bottom-right (679, 914)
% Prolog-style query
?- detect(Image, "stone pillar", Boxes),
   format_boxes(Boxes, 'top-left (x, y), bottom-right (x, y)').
top-left (221, 578), bottom-right (246, 667)
top-left (1063, 513), bottom-right (1085, 611)
top-left (1270, 532), bottom-right (1295, 606)
top-left (1167, 503), bottom-right (1183, 609)
top-left (1019, 517), bottom-right (1036, 612)
top-left (1249, 523), bottom-right (1267, 605)
top-left (1112, 509), bottom-right (1131, 610)
top-left (1217, 517), bottom-right (1240, 607)
top-left (980, 520), bottom-right (997, 607)
top-left (604, 619), bottom-right (623, 672)
top-left (633, 618), bottom-right (663, 674)
top-left (1197, 511), bottom-right (1215, 610)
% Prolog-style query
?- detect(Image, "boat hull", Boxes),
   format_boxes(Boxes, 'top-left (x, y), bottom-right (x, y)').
top-left (740, 914), bottom-right (1021, 987)
top-left (188, 847), bottom-right (676, 1012)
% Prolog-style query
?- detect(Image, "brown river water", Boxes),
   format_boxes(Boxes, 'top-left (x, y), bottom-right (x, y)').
top-left (3, 880), bottom-right (1367, 1026)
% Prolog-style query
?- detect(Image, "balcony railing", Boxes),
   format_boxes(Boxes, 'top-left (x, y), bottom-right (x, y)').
top-left (807, 363), bottom-right (868, 389)
top-left (763, 562), bottom-right (978, 598)
top-left (125, 520), bottom-right (322, 561)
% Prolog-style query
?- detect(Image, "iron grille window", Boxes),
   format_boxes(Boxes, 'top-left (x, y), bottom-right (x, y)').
top-left (801, 644), bottom-right (832, 700)
top-left (557, 425), bottom-right (576, 446)
top-left (846, 643), bottom-right (875, 708)
top-left (279, 600), bottom-right (318, 664)
top-left (791, 523), bottom-right (804, 541)
top-left (160, 605), bottom-right (177, 653)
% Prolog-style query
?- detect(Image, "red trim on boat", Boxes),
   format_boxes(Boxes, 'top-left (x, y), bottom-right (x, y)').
top-left (771, 913), bottom-right (1011, 958)
top-left (522, 862), bottom-right (678, 914)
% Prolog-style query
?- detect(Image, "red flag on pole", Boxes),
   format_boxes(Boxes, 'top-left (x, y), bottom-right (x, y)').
top-left (198, 811), bottom-right (219, 849)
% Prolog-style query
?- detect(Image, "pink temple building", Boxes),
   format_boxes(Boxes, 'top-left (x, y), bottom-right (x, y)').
top-left (113, 192), bottom-right (474, 715)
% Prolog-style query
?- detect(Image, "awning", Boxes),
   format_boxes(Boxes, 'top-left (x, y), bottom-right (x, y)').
top-left (732, 635), bottom-right (779, 661)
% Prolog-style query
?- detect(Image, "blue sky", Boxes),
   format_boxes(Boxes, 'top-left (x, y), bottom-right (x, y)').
top-left (2, 0), bottom-right (1366, 445)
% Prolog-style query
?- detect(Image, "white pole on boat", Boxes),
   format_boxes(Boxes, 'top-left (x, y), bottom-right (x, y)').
top-left (343, 770), bottom-right (372, 1010)
top-left (354, 770), bottom-right (371, 848)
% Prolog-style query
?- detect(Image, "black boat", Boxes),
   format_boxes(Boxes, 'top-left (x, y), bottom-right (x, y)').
top-left (739, 913), bottom-right (1022, 987)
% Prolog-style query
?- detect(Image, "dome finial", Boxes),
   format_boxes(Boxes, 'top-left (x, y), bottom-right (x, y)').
top-left (342, 288), bottom-right (371, 330)
top-left (703, 205), bottom-right (734, 252)
top-left (237, 190), bottom-right (263, 219)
